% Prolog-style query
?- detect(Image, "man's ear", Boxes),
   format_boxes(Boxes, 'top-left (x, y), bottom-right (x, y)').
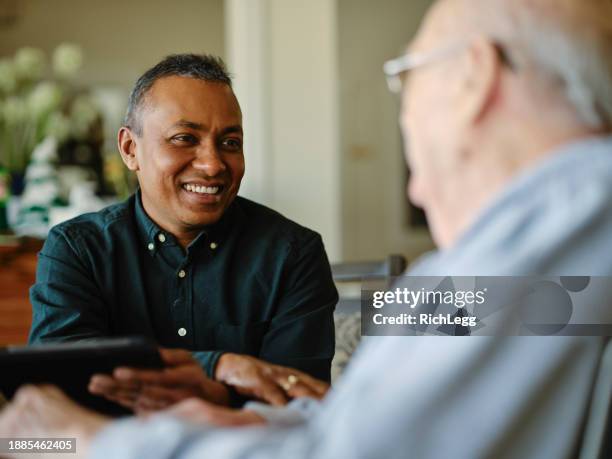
top-left (118, 126), bottom-right (140, 171)
top-left (457, 37), bottom-right (503, 126)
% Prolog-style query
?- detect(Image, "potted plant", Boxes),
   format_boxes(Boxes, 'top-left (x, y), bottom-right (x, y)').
top-left (0, 43), bottom-right (99, 193)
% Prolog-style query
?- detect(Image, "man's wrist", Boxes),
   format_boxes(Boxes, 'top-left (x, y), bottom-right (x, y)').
top-left (200, 379), bottom-right (231, 406)
top-left (214, 352), bottom-right (239, 382)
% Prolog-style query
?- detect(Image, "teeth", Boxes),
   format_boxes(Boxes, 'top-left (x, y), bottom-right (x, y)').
top-left (184, 184), bottom-right (220, 195)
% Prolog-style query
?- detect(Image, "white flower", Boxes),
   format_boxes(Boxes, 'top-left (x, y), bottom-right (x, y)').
top-left (27, 82), bottom-right (63, 118)
top-left (20, 178), bottom-right (60, 207)
top-left (14, 47), bottom-right (46, 80)
top-left (53, 43), bottom-right (83, 78)
top-left (25, 162), bottom-right (56, 181)
top-left (0, 59), bottom-right (17, 93)
top-left (45, 112), bottom-right (71, 142)
top-left (2, 97), bottom-right (27, 125)
top-left (30, 137), bottom-right (58, 163)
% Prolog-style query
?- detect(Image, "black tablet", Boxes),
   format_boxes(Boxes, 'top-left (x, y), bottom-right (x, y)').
top-left (0, 337), bottom-right (163, 416)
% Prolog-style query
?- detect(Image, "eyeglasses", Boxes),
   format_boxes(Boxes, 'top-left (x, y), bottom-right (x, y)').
top-left (383, 42), bottom-right (468, 94)
top-left (383, 41), bottom-right (516, 94)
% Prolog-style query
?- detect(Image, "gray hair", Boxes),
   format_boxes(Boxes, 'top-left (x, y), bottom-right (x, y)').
top-left (482, 0), bottom-right (612, 130)
top-left (125, 53), bottom-right (232, 135)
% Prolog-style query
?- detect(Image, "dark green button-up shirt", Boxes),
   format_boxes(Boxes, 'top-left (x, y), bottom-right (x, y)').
top-left (29, 193), bottom-right (337, 382)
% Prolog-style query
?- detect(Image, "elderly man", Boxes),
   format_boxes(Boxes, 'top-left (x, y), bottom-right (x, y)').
top-left (27, 54), bottom-right (337, 408)
top-left (1, 0), bottom-right (611, 457)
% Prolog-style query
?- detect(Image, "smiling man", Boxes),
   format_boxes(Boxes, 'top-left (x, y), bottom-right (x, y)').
top-left (7, 0), bottom-right (612, 457)
top-left (27, 54), bottom-right (337, 408)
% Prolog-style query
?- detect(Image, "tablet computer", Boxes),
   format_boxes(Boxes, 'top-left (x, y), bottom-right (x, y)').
top-left (0, 337), bottom-right (163, 416)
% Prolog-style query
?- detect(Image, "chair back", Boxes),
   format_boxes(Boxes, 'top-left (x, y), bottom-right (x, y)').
top-left (330, 255), bottom-right (407, 382)
top-left (331, 254), bottom-right (407, 282)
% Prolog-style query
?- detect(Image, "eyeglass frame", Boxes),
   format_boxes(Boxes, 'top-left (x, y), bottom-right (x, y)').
top-left (383, 40), bottom-right (516, 94)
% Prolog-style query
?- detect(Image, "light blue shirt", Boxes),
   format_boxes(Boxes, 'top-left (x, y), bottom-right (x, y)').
top-left (91, 136), bottom-right (612, 459)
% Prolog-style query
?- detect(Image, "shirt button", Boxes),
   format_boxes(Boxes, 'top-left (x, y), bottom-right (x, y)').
top-left (178, 327), bottom-right (187, 337)
top-left (147, 242), bottom-right (155, 251)
top-left (178, 269), bottom-right (186, 278)
top-left (210, 242), bottom-right (218, 250)
top-left (158, 233), bottom-right (166, 243)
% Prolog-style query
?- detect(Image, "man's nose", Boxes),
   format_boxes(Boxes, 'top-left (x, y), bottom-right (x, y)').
top-left (192, 144), bottom-right (227, 176)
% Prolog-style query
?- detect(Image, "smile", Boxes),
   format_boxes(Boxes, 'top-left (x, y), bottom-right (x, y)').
top-left (182, 183), bottom-right (223, 195)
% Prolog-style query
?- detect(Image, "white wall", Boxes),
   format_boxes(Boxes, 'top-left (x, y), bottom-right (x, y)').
top-left (0, 0), bottom-right (226, 147)
top-left (268, 0), bottom-right (341, 262)
top-left (227, 0), bottom-right (342, 262)
top-left (338, 0), bottom-right (432, 260)
top-left (0, 0), bottom-right (225, 89)
top-left (338, 0), bottom-right (434, 262)
top-left (228, 0), bottom-right (434, 264)
top-left (225, 0), bottom-right (271, 204)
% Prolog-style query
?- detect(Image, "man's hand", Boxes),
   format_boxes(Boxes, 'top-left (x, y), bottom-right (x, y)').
top-left (89, 348), bottom-right (230, 414)
top-left (161, 398), bottom-right (266, 427)
top-left (0, 385), bottom-right (109, 459)
top-left (215, 354), bottom-right (329, 406)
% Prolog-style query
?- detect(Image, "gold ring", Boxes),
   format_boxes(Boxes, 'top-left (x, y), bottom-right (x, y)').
top-left (281, 374), bottom-right (299, 391)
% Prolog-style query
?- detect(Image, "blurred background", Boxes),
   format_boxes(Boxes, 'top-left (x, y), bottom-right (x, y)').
top-left (0, 0), bottom-right (440, 345)
top-left (0, 0), bottom-right (436, 343)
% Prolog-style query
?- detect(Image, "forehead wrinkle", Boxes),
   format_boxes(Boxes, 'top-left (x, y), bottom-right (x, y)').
top-left (173, 120), bottom-right (204, 129)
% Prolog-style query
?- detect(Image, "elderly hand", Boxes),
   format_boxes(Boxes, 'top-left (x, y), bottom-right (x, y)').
top-left (215, 354), bottom-right (329, 406)
top-left (88, 348), bottom-right (230, 414)
top-left (161, 398), bottom-right (266, 427)
top-left (0, 385), bottom-right (109, 459)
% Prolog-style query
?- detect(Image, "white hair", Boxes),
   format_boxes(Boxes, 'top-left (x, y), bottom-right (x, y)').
top-left (479, 0), bottom-right (612, 129)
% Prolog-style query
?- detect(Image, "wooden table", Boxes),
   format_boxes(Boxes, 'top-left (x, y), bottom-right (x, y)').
top-left (0, 237), bottom-right (43, 346)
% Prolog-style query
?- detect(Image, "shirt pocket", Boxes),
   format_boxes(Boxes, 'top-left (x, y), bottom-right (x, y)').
top-left (214, 320), bottom-right (270, 355)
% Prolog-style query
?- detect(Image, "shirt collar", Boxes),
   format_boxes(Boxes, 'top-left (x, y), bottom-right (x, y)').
top-left (134, 189), bottom-right (244, 256)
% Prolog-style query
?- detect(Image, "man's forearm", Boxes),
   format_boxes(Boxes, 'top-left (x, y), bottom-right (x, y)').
top-left (89, 415), bottom-right (311, 459)
top-left (188, 350), bottom-right (231, 405)
top-left (200, 378), bottom-right (231, 406)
